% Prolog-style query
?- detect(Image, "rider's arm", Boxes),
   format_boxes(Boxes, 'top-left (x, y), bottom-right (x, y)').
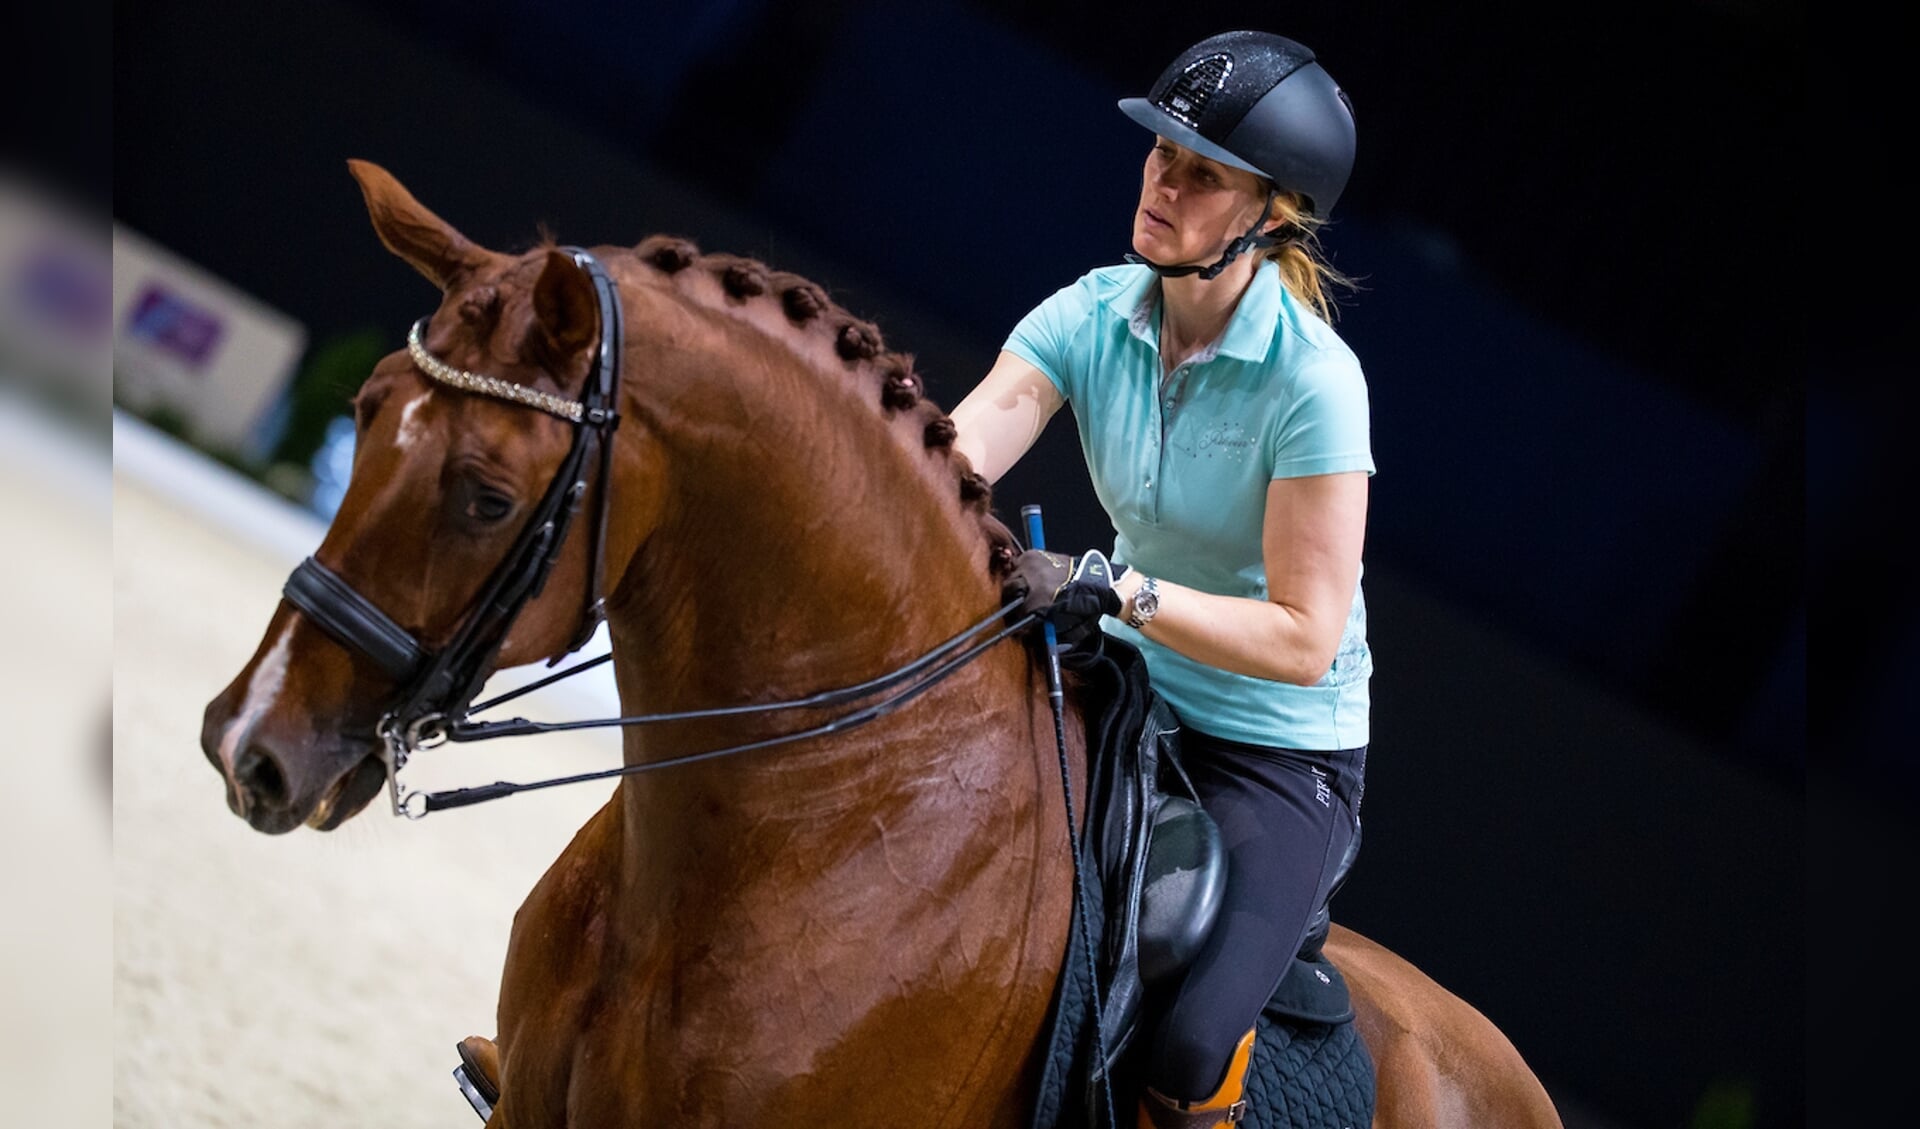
top-left (1113, 472), bottom-right (1368, 686)
top-left (950, 351), bottom-right (1066, 485)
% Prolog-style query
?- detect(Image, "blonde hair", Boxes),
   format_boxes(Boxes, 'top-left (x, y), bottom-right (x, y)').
top-left (1258, 191), bottom-right (1357, 323)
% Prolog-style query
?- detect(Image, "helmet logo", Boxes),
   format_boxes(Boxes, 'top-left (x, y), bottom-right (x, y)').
top-left (1156, 53), bottom-right (1233, 127)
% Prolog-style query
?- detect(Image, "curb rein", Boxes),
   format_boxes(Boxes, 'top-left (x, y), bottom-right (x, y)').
top-left (280, 248), bottom-right (1037, 819)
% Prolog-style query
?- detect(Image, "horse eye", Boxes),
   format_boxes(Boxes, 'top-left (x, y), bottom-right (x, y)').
top-left (466, 490), bottom-right (514, 524)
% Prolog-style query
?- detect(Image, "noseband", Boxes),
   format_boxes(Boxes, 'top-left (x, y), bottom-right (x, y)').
top-left (281, 247), bottom-right (624, 811)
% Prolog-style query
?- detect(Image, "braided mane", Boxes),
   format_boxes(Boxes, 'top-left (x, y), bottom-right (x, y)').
top-left (623, 233), bottom-right (1020, 579)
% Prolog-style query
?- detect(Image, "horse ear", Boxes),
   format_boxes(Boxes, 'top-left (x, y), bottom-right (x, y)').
top-left (532, 247), bottom-right (600, 357)
top-left (346, 158), bottom-right (499, 291)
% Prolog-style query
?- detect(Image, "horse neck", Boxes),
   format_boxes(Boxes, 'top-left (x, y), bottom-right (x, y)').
top-left (600, 296), bottom-right (1033, 866)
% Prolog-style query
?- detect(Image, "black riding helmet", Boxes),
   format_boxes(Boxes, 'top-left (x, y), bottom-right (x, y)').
top-left (1120, 30), bottom-right (1357, 279)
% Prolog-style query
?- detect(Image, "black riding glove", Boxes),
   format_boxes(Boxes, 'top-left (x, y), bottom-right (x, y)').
top-left (1003, 549), bottom-right (1125, 647)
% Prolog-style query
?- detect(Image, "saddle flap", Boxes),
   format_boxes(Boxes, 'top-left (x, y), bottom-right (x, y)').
top-left (1137, 793), bottom-right (1227, 985)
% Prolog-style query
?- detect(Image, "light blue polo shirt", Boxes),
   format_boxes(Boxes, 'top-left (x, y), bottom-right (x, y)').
top-left (1004, 260), bottom-right (1375, 749)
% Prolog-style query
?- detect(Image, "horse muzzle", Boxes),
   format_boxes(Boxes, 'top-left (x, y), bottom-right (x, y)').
top-left (200, 684), bottom-right (385, 834)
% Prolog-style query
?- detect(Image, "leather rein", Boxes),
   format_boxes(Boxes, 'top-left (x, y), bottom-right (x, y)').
top-left (278, 248), bottom-right (1033, 819)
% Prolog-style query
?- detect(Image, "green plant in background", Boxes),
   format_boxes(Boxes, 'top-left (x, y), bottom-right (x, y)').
top-left (271, 325), bottom-right (387, 472)
top-left (252, 325), bottom-right (388, 507)
top-left (1688, 1077), bottom-right (1755, 1129)
top-left (131, 402), bottom-right (192, 444)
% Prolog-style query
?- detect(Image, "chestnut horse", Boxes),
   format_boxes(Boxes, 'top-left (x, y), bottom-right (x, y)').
top-left (199, 159), bottom-right (1563, 1128)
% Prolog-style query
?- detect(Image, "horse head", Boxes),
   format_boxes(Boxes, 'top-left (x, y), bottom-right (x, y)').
top-left (199, 160), bottom-right (665, 833)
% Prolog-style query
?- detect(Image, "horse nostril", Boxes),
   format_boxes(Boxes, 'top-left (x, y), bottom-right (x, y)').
top-left (234, 745), bottom-right (290, 809)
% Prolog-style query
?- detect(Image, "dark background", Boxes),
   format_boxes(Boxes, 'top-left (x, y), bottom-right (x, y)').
top-left (103, 1), bottom-right (1830, 1125)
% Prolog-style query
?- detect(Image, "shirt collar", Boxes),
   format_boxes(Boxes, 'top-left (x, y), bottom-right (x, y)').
top-left (1116, 267), bottom-right (1160, 349)
top-left (1112, 260), bottom-right (1283, 364)
top-left (1218, 260), bottom-right (1282, 362)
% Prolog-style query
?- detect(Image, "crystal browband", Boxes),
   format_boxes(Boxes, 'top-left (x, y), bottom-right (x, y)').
top-left (406, 317), bottom-right (586, 423)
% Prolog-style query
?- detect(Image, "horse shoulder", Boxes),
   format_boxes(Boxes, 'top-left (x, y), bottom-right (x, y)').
top-left (492, 797), bottom-right (629, 1123)
top-left (1326, 924), bottom-right (1565, 1129)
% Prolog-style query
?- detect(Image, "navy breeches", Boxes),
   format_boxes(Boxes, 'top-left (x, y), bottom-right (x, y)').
top-left (1144, 730), bottom-right (1367, 1099)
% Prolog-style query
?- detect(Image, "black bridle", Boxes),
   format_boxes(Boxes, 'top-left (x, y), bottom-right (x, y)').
top-left (278, 247), bottom-right (1035, 819)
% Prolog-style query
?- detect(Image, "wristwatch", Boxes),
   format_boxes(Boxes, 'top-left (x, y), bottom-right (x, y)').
top-left (1127, 576), bottom-right (1161, 629)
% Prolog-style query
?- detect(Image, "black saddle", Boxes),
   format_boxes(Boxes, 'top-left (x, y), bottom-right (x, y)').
top-left (1072, 635), bottom-right (1217, 1070)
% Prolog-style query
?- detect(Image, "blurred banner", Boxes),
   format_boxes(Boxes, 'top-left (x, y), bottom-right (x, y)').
top-left (111, 224), bottom-right (306, 466)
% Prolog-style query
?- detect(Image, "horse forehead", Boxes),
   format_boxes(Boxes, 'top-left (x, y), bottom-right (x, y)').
top-left (393, 389), bottom-right (433, 449)
top-left (385, 391), bottom-right (547, 477)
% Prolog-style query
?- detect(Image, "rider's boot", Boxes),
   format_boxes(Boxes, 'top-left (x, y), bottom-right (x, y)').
top-left (1136, 1025), bottom-right (1256, 1128)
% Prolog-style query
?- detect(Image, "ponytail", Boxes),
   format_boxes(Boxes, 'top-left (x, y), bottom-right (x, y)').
top-left (1260, 192), bottom-right (1357, 323)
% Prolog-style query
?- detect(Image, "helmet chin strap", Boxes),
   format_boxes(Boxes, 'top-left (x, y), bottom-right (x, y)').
top-left (1127, 188), bottom-right (1282, 281)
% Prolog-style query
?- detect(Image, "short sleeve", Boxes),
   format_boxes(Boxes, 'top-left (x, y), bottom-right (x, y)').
top-left (1271, 352), bottom-right (1377, 479)
top-left (1002, 276), bottom-right (1098, 403)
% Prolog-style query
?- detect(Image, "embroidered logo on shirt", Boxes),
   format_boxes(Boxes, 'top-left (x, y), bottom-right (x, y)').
top-left (1174, 421), bottom-right (1256, 462)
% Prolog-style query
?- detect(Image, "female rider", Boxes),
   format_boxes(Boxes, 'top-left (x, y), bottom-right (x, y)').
top-left (950, 30), bottom-right (1371, 1129)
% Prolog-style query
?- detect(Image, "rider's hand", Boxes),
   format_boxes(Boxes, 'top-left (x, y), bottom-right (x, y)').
top-left (1003, 549), bottom-right (1125, 646)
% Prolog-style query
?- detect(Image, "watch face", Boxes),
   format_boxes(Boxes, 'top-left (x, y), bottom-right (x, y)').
top-left (1133, 579), bottom-right (1159, 623)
